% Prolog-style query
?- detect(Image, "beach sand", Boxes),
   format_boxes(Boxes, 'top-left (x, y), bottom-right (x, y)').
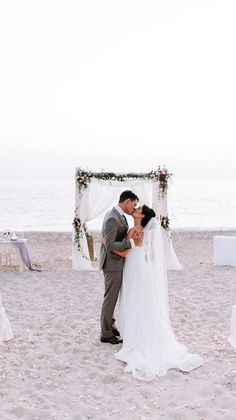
top-left (1, 231), bottom-right (236, 420)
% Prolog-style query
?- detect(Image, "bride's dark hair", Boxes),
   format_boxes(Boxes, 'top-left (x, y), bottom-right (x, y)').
top-left (141, 205), bottom-right (156, 228)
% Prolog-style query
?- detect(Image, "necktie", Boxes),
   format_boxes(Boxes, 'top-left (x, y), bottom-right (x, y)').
top-left (122, 215), bottom-right (128, 225)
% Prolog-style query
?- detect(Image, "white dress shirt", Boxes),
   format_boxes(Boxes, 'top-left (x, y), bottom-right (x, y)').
top-left (115, 205), bottom-right (134, 248)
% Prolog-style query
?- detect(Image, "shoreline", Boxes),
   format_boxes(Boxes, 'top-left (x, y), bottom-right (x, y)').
top-left (10, 228), bottom-right (236, 234)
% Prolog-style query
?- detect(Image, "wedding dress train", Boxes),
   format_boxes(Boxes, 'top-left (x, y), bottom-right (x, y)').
top-left (115, 219), bottom-right (203, 380)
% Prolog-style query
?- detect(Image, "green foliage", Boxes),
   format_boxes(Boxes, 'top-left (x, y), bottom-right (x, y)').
top-left (75, 166), bottom-right (172, 194)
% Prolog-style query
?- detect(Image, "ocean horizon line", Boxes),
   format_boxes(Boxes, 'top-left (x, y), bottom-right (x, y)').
top-left (8, 227), bottom-right (236, 234)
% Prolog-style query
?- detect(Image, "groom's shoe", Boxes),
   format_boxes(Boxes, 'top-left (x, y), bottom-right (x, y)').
top-left (112, 327), bottom-right (120, 337)
top-left (100, 335), bottom-right (123, 345)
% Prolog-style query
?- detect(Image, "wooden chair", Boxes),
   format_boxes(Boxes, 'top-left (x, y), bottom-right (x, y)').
top-left (0, 249), bottom-right (12, 267)
top-left (86, 234), bottom-right (97, 261)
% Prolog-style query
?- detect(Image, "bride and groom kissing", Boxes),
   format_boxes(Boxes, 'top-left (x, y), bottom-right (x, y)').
top-left (99, 190), bottom-right (204, 380)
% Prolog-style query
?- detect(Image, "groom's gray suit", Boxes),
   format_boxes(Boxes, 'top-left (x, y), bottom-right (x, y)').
top-left (100, 207), bottom-right (132, 339)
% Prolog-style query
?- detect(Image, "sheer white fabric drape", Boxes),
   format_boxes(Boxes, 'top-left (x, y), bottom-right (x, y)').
top-left (0, 294), bottom-right (13, 342)
top-left (152, 182), bottom-right (182, 271)
top-left (229, 304), bottom-right (236, 349)
top-left (72, 178), bottom-right (182, 271)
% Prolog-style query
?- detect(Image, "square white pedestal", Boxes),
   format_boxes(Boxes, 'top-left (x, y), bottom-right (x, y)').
top-left (229, 305), bottom-right (236, 349)
top-left (214, 236), bottom-right (236, 267)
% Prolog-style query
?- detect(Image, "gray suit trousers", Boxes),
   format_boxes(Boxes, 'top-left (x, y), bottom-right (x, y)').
top-left (100, 270), bottom-right (122, 338)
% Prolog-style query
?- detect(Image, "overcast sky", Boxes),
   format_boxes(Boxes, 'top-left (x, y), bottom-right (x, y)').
top-left (0, 0), bottom-right (235, 179)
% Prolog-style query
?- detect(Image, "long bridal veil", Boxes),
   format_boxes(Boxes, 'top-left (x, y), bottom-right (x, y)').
top-left (144, 218), bottom-right (170, 322)
top-left (115, 218), bottom-right (204, 380)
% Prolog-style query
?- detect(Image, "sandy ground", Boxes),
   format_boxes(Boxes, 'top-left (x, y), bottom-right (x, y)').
top-left (1, 231), bottom-right (236, 420)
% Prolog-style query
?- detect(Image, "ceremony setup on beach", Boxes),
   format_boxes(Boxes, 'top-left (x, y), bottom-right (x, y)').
top-left (1, 0), bottom-right (236, 418)
top-left (1, 166), bottom-right (236, 420)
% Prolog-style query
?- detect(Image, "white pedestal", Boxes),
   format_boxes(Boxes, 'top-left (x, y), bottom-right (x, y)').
top-left (229, 305), bottom-right (236, 349)
top-left (214, 236), bottom-right (236, 267)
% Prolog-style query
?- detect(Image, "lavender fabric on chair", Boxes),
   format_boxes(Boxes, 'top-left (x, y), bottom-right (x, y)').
top-left (12, 240), bottom-right (43, 272)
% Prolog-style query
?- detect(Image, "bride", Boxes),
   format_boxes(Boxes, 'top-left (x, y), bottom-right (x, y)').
top-left (114, 205), bottom-right (204, 380)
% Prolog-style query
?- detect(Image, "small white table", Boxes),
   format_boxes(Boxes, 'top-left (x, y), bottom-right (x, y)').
top-left (0, 239), bottom-right (28, 272)
top-left (214, 236), bottom-right (236, 267)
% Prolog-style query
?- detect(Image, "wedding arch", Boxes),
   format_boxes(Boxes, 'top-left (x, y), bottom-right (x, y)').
top-left (72, 166), bottom-right (182, 271)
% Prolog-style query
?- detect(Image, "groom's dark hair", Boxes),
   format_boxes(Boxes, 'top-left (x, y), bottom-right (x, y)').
top-left (119, 190), bottom-right (139, 203)
top-left (141, 205), bottom-right (156, 228)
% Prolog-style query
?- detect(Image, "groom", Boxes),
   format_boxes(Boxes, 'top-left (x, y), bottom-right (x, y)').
top-left (99, 190), bottom-right (140, 344)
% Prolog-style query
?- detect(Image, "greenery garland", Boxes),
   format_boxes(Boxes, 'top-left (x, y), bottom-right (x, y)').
top-left (75, 166), bottom-right (172, 194)
top-left (160, 215), bottom-right (170, 231)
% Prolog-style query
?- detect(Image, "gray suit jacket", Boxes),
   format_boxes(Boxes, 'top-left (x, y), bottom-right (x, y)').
top-left (99, 207), bottom-right (132, 272)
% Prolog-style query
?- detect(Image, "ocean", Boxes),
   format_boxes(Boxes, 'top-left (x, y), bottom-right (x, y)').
top-left (1, 176), bottom-right (236, 233)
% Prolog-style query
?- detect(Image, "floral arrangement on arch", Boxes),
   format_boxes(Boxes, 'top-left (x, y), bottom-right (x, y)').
top-left (75, 166), bottom-right (172, 194)
top-left (73, 216), bottom-right (90, 259)
top-left (160, 215), bottom-right (170, 231)
top-left (149, 166), bottom-right (172, 194)
top-left (76, 169), bottom-right (93, 193)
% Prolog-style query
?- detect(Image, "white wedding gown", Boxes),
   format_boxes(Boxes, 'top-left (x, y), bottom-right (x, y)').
top-left (0, 294), bottom-right (13, 342)
top-left (115, 219), bottom-right (204, 380)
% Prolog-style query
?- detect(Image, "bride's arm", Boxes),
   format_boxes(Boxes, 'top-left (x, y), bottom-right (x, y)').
top-left (126, 227), bottom-right (137, 239)
top-left (101, 236), bottom-right (131, 256)
top-left (110, 229), bottom-right (135, 256)
top-left (112, 249), bottom-right (131, 257)
top-left (113, 228), bottom-right (143, 254)
top-left (106, 228), bottom-right (136, 257)
top-left (101, 227), bottom-right (142, 257)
